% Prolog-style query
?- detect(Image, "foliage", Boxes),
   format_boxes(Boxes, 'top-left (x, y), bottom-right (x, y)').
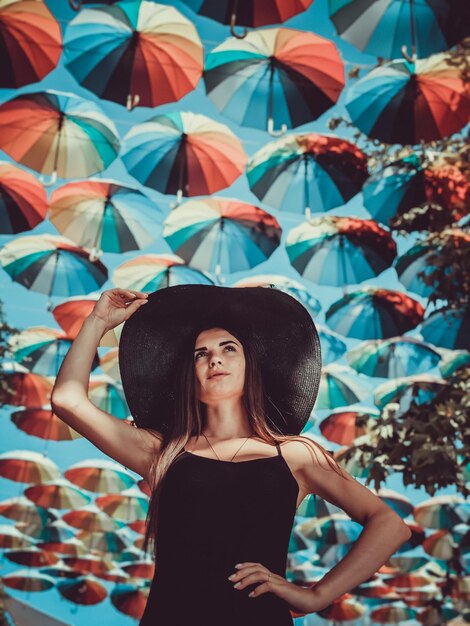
top-left (0, 298), bottom-right (19, 407)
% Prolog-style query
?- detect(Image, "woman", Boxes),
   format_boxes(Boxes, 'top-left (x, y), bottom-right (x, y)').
top-left (51, 285), bottom-right (411, 626)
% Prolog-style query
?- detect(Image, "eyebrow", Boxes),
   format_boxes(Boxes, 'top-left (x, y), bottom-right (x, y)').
top-left (194, 340), bottom-right (239, 353)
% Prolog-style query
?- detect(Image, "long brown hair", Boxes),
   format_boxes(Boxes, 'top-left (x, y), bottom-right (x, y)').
top-left (140, 327), bottom-right (347, 559)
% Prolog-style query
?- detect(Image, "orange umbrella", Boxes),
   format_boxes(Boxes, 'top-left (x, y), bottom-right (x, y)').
top-left (11, 407), bottom-right (82, 441)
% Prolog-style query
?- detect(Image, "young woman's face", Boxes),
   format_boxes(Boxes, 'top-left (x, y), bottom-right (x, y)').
top-left (193, 327), bottom-right (246, 404)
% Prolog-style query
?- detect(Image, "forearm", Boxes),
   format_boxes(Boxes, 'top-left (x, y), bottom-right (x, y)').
top-left (51, 314), bottom-right (109, 406)
top-left (308, 512), bottom-right (411, 610)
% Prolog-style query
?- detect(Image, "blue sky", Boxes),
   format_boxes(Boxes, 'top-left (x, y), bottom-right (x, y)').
top-left (0, 1), bottom-right (463, 624)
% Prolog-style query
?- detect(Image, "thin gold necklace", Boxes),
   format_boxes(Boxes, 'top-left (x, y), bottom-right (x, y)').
top-left (201, 431), bottom-right (254, 462)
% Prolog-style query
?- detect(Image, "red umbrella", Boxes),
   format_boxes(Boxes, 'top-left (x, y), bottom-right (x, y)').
top-left (0, 162), bottom-right (47, 234)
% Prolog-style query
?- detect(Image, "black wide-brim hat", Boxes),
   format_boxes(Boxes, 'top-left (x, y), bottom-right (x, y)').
top-left (119, 284), bottom-right (321, 436)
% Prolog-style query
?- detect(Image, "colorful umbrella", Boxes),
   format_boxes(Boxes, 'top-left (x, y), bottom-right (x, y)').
top-left (0, 363), bottom-right (53, 407)
top-left (163, 197), bottom-right (282, 277)
top-left (0, 0), bottom-right (62, 88)
top-left (110, 582), bottom-right (150, 620)
top-left (122, 111), bottom-right (247, 201)
top-left (64, 1), bottom-right (203, 110)
top-left (247, 133), bottom-right (368, 215)
top-left (76, 529), bottom-right (131, 555)
top-left (49, 179), bottom-right (163, 260)
top-left (317, 363), bottom-right (371, 409)
top-left (63, 504), bottom-right (125, 532)
top-left (52, 295), bottom-right (99, 340)
top-left (329, 0), bottom-right (470, 60)
top-left (0, 234), bottom-right (108, 307)
top-left (99, 348), bottom-right (120, 380)
top-left (0, 162), bottom-right (47, 234)
top-left (346, 336), bottom-right (441, 378)
top-left (0, 450), bottom-right (60, 483)
top-left (11, 407), bottom-right (82, 441)
top-left (345, 54), bottom-right (470, 145)
top-left (325, 287), bottom-right (425, 340)
top-left (374, 373), bottom-right (446, 410)
top-left (24, 479), bottom-right (92, 509)
top-left (420, 305), bottom-right (469, 350)
top-left (298, 513), bottom-right (363, 545)
top-left (0, 90), bottom-right (120, 183)
top-left (285, 216), bottom-right (397, 287)
top-left (88, 374), bottom-right (129, 418)
top-left (57, 575), bottom-right (108, 605)
top-left (0, 525), bottom-right (32, 549)
top-left (414, 495), bottom-right (468, 530)
top-left (204, 28), bottom-right (344, 134)
top-left (440, 349), bottom-right (470, 378)
top-left (0, 495), bottom-right (49, 528)
top-left (112, 253), bottom-right (215, 291)
top-left (4, 547), bottom-right (60, 567)
top-left (2, 569), bottom-right (56, 592)
top-left (319, 408), bottom-right (380, 445)
top-left (64, 459), bottom-right (136, 493)
top-left (363, 155), bottom-right (470, 227)
top-left (95, 489), bottom-right (149, 523)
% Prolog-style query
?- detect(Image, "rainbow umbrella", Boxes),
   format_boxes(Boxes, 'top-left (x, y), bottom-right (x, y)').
top-left (329, 0), bottom-right (470, 60)
top-left (9, 326), bottom-right (100, 376)
top-left (64, 459), bottom-right (136, 493)
top-left (110, 582), bottom-right (150, 620)
top-left (345, 53), bottom-right (470, 145)
top-left (0, 450), bottom-right (60, 484)
top-left (11, 407), bottom-right (83, 441)
top-left (0, 162), bottom-right (47, 234)
top-left (395, 229), bottom-right (470, 298)
top-left (49, 179), bottom-right (163, 260)
top-left (0, 90), bottom-right (120, 183)
top-left (163, 197), bottom-right (282, 277)
top-left (113, 253), bottom-right (215, 292)
top-left (346, 336), bottom-right (441, 378)
top-left (64, 1), bottom-right (203, 110)
top-left (0, 0), bottom-right (62, 88)
top-left (0, 234), bottom-right (108, 306)
top-left (232, 274), bottom-right (321, 319)
top-left (285, 216), bottom-right (397, 287)
top-left (122, 111), bottom-right (247, 201)
top-left (317, 363), bottom-right (371, 409)
top-left (204, 28), bottom-right (344, 135)
top-left (247, 133), bottom-right (368, 215)
top-left (420, 305), bottom-right (469, 350)
top-left (363, 155), bottom-right (470, 227)
top-left (325, 287), bottom-right (425, 339)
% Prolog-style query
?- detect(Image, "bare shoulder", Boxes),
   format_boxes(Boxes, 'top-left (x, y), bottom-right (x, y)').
top-left (280, 435), bottom-right (334, 473)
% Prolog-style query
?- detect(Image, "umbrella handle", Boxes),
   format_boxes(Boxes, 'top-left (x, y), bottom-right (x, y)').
top-left (68, 0), bottom-right (82, 10)
top-left (230, 13), bottom-right (247, 39)
top-left (39, 171), bottom-right (58, 187)
top-left (268, 117), bottom-right (287, 137)
top-left (126, 94), bottom-right (140, 111)
top-left (401, 44), bottom-right (416, 63)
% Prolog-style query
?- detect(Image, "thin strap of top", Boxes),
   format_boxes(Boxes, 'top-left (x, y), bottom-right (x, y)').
top-left (275, 441), bottom-right (282, 457)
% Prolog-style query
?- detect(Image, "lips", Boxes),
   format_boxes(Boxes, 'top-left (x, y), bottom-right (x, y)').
top-left (208, 372), bottom-right (229, 379)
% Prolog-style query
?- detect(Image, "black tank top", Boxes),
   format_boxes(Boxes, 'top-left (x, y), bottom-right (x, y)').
top-left (139, 441), bottom-right (299, 626)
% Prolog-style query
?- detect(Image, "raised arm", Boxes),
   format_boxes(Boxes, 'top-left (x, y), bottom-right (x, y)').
top-left (51, 288), bottom-right (161, 481)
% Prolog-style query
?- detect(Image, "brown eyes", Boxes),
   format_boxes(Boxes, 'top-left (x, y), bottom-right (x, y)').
top-left (195, 345), bottom-right (236, 360)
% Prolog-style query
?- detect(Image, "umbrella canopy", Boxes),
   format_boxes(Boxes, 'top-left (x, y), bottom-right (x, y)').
top-left (64, 459), bottom-right (136, 493)
top-left (57, 575), bottom-right (108, 605)
top-left (11, 407), bottom-right (83, 441)
top-left (49, 179), bottom-right (163, 260)
top-left (317, 363), bottom-right (371, 409)
top-left (204, 28), bottom-right (344, 134)
top-left (285, 216), bottom-right (397, 286)
top-left (247, 133), bottom-right (368, 216)
top-left (325, 286), bottom-right (425, 339)
top-left (163, 197), bottom-right (282, 276)
top-left (0, 162), bottom-right (47, 234)
top-left (0, 0), bottom-right (62, 88)
top-left (112, 253), bottom-right (215, 291)
top-left (122, 111), bottom-right (247, 200)
top-left (329, 0), bottom-right (470, 60)
top-left (110, 582), bottom-right (150, 620)
top-left (420, 305), bottom-right (469, 350)
top-left (319, 408), bottom-right (380, 445)
top-left (345, 53), bottom-right (470, 145)
top-left (64, 1), bottom-right (203, 109)
top-left (24, 479), bottom-right (92, 509)
top-left (0, 450), bottom-right (61, 484)
top-left (0, 234), bottom-right (108, 302)
top-left (0, 90), bottom-right (120, 182)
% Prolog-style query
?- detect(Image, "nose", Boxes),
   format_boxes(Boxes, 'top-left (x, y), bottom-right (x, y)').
top-left (209, 355), bottom-right (222, 367)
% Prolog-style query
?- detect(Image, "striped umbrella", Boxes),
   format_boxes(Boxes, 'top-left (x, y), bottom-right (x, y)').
top-left (420, 305), bottom-right (469, 350)
top-left (4, 546), bottom-right (59, 567)
top-left (0, 162), bottom-right (47, 234)
top-left (317, 363), bottom-right (371, 409)
top-left (286, 216), bottom-right (397, 286)
top-left (0, 363), bottom-right (53, 407)
top-left (24, 479), bottom-right (92, 509)
top-left (38, 536), bottom-right (87, 557)
top-left (64, 1), bottom-right (203, 110)
top-left (10, 407), bottom-right (83, 441)
top-left (64, 459), bottom-right (136, 493)
top-left (232, 274), bottom-right (321, 320)
top-left (95, 489), bottom-right (149, 523)
top-left (0, 450), bottom-right (60, 484)
top-left (9, 326), bottom-right (99, 376)
top-left (247, 133), bottom-right (368, 216)
top-left (88, 374), bottom-right (129, 419)
top-left (374, 373), bottom-right (446, 409)
top-left (370, 605), bottom-right (418, 623)
top-left (2, 569), bottom-right (55, 592)
top-left (0, 0), bottom-right (62, 88)
top-left (414, 495), bottom-right (468, 530)
top-left (422, 530), bottom-right (456, 560)
top-left (325, 287), bottom-right (425, 340)
top-left (57, 575), bottom-right (108, 605)
top-left (363, 155), bottom-right (470, 227)
top-left (121, 560), bottom-right (155, 579)
top-left (345, 53), bottom-right (470, 145)
top-left (122, 111), bottom-right (247, 201)
top-left (0, 495), bottom-right (49, 528)
top-left (329, 0), bottom-right (470, 60)
top-left (319, 408), bottom-right (380, 445)
top-left (204, 28), bottom-right (344, 134)
top-left (440, 350), bottom-right (470, 378)
top-left (163, 197), bottom-right (282, 277)
top-left (298, 513), bottom-right (363, 545)
top-left (113, 253), bottom-right (215, 292)
top-left (49, 179), bottom-right (163, 260)
top-left (0, 525), bottom-right (32, 549)
top-left (346, 336), bottom-right (441, 378)
top-left (0, 234), bottom-right (108, 307)
top-left (110, 582), bottom-right (150, 620)
top-left (0, 90), bottom-right (120, 183)
top-left (62, 555), bottom-right (119, 577)
top-left (76, 529), bottom-right (132, 555)
top-left (395, 229), bottom-right (470, 298)
top-left (63, 504), bottom-right (125, 533)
